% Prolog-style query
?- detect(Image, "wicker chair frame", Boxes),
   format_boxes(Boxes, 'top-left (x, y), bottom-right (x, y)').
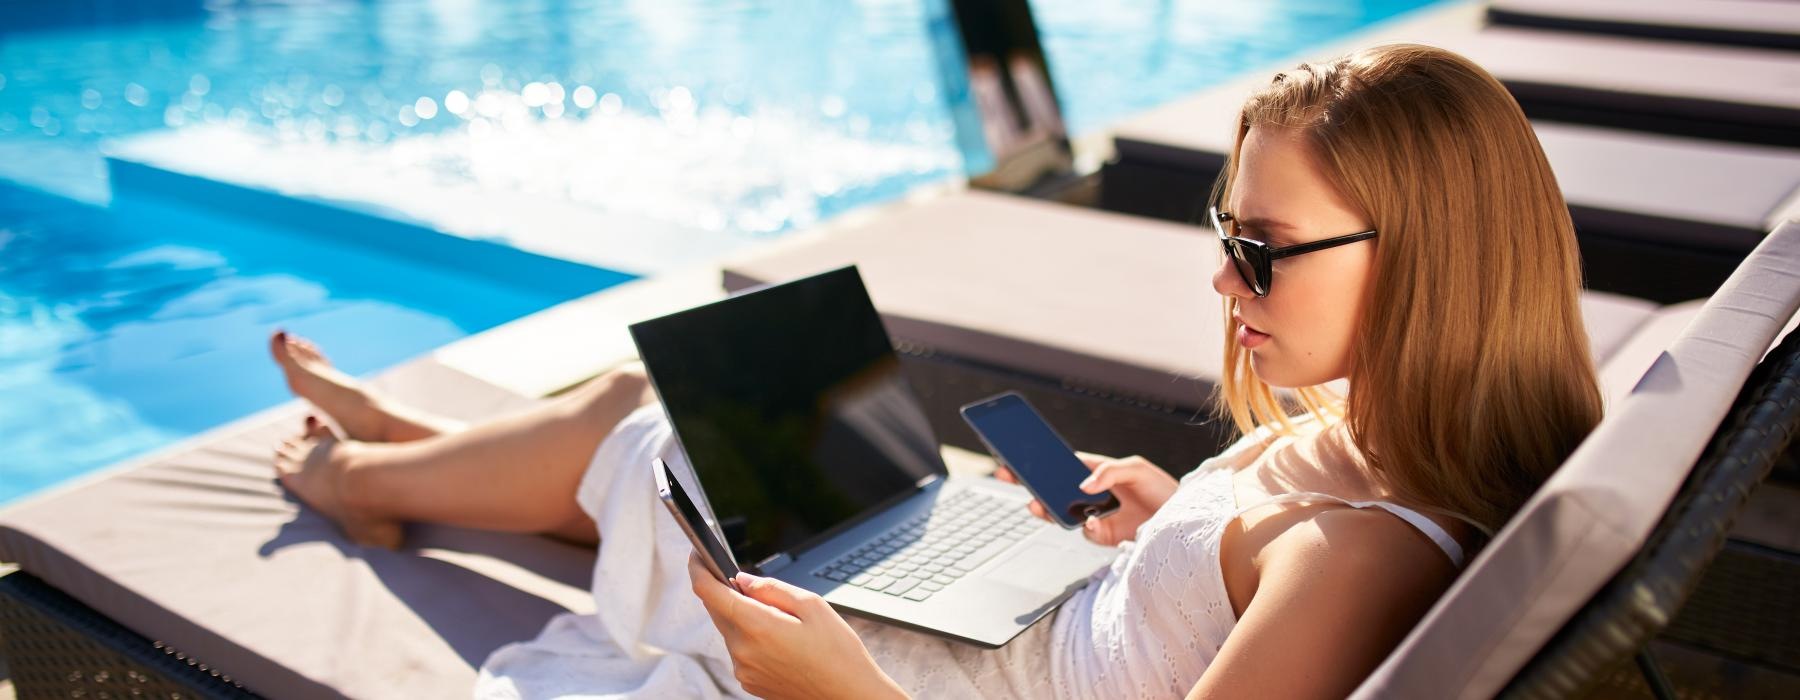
top-left (1501, 327), bottom-right (1800, 698)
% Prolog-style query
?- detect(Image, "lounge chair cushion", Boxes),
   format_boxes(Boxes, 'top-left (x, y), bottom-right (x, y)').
top-left (1487, 0), bottom-right (1800, 51)
top-left (721, 191), bottom-right (1667, 409)
top-left (1111, 78), bottom-right (1800, 255)
top-left (0, 359), bottom-right (595, 698)
top-left (1441, 27), bottom-right (1800, 145)
top-left (724, 190), bottom-right (1222, 411)
top-left (1351, 220), bottom-right (1800, 698)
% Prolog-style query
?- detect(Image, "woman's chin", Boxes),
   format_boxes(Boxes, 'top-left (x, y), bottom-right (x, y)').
top-left (1248, 355), bottom-right (1328, 390)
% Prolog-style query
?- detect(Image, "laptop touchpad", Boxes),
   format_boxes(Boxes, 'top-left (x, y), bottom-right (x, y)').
top-left (989, 544), bottom-right (1102, 594)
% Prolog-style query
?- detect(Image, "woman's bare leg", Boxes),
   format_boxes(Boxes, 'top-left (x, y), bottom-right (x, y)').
top-left (271, 333), bottom-right (657, 549)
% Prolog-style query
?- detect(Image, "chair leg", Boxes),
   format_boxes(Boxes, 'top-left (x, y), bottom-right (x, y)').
top-left (1636, 647), bottom-right (1679, 700)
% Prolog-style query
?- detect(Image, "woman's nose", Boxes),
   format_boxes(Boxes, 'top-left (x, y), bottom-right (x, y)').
top-left (1212, 250), bottom-right (1252, 300)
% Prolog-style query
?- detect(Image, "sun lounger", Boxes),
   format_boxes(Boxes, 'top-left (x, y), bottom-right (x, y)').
top-left (1357, 219), bottom-right (1800, 698)
top-left (1442, 26), bottom-right (1800, 148)
top-left (1503, 332), bottom-right (1800, 696)
top-left (1105, 73), bottom-right (1800, 302)
top-left (1487, 0), bottom-right (1800, 52)
top-left (0, 358), bottom-right (596, 697)
top-left (0, 274), bottom-right (1146, 697)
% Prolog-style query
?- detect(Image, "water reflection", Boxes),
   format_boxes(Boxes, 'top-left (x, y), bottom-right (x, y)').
top-left (0, 0), bottom-right (967, 236)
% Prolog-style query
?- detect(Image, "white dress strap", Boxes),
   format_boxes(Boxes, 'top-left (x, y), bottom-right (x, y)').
top-left (1231, 491), bottom-right (1466, 568)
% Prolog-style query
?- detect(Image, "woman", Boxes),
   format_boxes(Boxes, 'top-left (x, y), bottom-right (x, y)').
top-left (270, 44), bottom-right (1600, 698)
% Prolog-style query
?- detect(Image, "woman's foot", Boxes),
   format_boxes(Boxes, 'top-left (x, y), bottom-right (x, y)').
top-left (269, 330), bottom-right (394, 442)
top-left (274, 416), bottom-right (405, 550)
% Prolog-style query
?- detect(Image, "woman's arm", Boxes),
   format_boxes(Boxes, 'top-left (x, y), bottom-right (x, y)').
top-left (688, 556), bottom-right (910, 700)
top-left (1186, 508), bottom-right (1459, 699)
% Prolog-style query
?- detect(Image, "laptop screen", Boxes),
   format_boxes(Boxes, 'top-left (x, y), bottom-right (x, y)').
top-left (629, 265), bottom-right (946, 569)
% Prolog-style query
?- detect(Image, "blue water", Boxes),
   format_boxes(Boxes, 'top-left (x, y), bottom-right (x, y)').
top-left (0, 0), bottom-right (1442, 503)
top-left (1032, 0), bottom-right (1446, 135)
top-left (0, 180), bottom-right (629, 504)
top-left (0, 0), bottom-right (970, 235)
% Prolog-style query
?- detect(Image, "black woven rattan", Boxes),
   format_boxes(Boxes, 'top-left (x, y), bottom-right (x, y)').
top-left (1662, 538), bottom-right (1800, 674)
top-left (0, 569), bottom-right (261, 699)
top-left (1500, 326), bottom-right (1800, 699)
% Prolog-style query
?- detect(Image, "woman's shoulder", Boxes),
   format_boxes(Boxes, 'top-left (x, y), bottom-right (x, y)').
top-left (1260, 505), bottom-right (1460, 596)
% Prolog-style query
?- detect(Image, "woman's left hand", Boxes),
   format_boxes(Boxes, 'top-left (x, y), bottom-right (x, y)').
top-left (688, 555), bottom-right (909, 700)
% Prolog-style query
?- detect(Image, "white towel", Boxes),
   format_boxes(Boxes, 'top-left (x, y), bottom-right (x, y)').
top-left (474, 403), bottom-right (750, 699)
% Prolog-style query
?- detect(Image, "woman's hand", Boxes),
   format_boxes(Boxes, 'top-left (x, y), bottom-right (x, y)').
top-left (688, 555), bottom-right (909, 700)
top-left (995, 453), bottom-right (1178, 547)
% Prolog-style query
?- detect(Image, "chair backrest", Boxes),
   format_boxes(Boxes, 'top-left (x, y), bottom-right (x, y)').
top-left (1351, 219), bottom-right (1800, 699)
top-left (1499, 298), bottom-right (1800, 697)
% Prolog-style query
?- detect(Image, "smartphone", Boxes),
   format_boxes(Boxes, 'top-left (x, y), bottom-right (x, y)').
top-left (654, 458), bottom-right (743, 591)
top-left (959, 391), bottom-right (1121, 529)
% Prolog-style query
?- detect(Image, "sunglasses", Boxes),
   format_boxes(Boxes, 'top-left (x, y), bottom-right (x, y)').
top-left (1209, 206), bottom-right (1378, 297)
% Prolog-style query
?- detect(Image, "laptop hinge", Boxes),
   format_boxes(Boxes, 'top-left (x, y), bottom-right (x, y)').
top-left (760, 475), bottom-right (944, 572)
top-left (755, 552), bottom-right (794, 575)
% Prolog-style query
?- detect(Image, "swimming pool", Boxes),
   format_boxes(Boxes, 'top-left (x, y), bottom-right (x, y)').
top-left (0, 180), bottom-right (630, 504)
top-left (0, 0), bottom-right (1443, 504)
top-left (1033, 0), bottom-right (1446, 134)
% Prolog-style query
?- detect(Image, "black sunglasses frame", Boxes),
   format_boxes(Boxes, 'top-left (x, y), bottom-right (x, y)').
top-left (1210, 206), bottom-right (1378, 297)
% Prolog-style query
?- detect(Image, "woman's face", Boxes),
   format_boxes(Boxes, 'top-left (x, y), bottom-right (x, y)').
top-left (1212, 126), bottom-right (1377, 388)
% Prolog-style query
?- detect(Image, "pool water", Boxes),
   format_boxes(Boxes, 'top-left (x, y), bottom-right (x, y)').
top-left (0, 0), bottom-right (1444, 503)
top-left (0, 181), bottom-right (628, 504)
top-left (0, 0), bottom-right (970, 236)
top-left (1032, 0), bottom-right (1446, 134)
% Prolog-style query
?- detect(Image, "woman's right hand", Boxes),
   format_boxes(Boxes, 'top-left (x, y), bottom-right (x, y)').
top-left (994, 453), bottom-right (1178, 547)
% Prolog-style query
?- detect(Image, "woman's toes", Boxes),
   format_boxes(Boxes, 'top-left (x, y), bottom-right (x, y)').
top-left (269, 330), bottom-right (288, 358)
top-left (268, 434), bottom-right (406, 550)
top-left (267, 332), bottom-right (387, 442)
top-left (289, 340), bottom-right (323, 365)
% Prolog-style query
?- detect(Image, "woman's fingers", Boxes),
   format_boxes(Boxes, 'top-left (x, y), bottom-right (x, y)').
top-left (690, 557), bottom-right (811, 644)
top-left (1027, 499), bottom-right (1050, 522)
top-left (688, 555), bottom-right (737, 609)
top-left (994, 465), bottom-right (1017, 484)
top-left (1080, 461), bottom-right (1128, 493)
top-left (689, 555), bottom-right (747, 636)
top-left (733, 572), bottom-right (820, 620)
top-left (1082, 515), bottom-right (1116, 547)
top-left (1078, 456), bottom-right (1162, 493)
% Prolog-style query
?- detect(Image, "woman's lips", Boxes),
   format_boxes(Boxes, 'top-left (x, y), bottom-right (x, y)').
top-left (1235, 315), bottom-right (1271, 349)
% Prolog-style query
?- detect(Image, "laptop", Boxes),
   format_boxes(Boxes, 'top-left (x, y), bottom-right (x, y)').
top-left (628, 265), bottom-right (1116, 648)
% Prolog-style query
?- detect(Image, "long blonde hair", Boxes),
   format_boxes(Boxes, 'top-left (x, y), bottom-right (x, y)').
top-left (1212, 44), bottom-right (1603, 534)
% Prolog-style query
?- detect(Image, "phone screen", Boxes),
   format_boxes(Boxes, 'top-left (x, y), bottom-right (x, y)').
top-left (960, 392), bottom-right (1120, 528)
top-left (658, 460), bottom-right (743, 584)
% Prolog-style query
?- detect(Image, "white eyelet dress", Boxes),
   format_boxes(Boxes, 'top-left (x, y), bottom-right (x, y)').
top-left (474, 405), bottom-right (1464, 699)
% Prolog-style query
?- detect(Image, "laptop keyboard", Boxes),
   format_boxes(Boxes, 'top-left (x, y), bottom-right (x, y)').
top-left (812, 489), bottom-right (1043, 602)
